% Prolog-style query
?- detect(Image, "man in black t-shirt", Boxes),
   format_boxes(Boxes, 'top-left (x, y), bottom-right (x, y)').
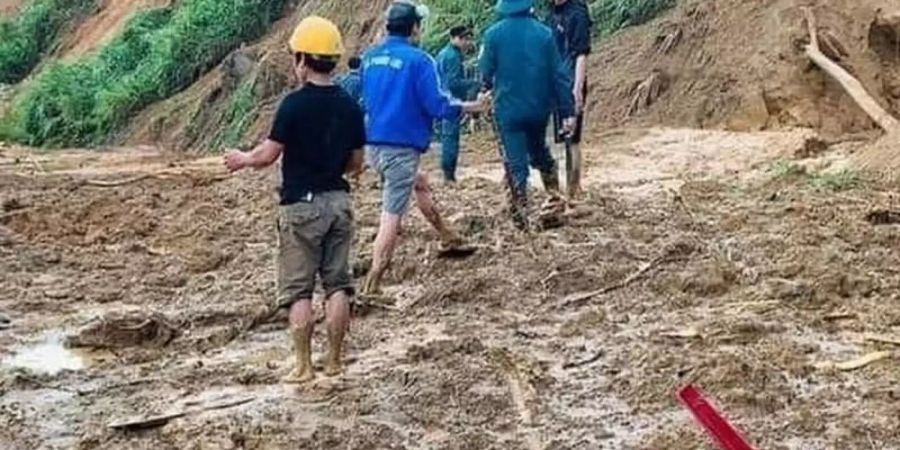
top-left (224, 16), bottom-right (364, 384)
top-left (549, 0), bottom-right (592, 198)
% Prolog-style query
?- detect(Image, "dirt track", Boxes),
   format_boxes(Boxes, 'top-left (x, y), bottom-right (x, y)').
top-left (2, 129), bottom-right (900, 449)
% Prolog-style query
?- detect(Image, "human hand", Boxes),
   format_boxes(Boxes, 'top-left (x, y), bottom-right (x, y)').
top-left (474, 90), bottom-right (493, 112)
top-left (562, 117), bottom-right (576, 136)
top-left (223, 150), bottom-right (250, 172)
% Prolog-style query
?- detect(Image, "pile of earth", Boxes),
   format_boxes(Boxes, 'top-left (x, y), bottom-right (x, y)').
top-left (587, 0), bottom-right (900, 139)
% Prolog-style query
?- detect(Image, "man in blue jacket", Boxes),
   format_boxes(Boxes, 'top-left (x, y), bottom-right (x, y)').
top-left (361, 1), bottom-right (489, 294)
top-left (436, 25), bottom-right (477, 183)
top-left (480, 0), bottom-right (575, 229)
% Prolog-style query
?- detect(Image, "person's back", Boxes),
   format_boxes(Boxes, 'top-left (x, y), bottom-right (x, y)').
top-left (273, 85), bottom-right (363, 203)
top-left (362, 36), bottom-right (459, 150)
top-left (481, 14), bottom-right (570, 124)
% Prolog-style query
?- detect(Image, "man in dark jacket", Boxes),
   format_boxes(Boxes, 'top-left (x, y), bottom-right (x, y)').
top-left (436, 25), bottom-right (477, 183)
top-left (480, 0), bottom-right (575, 229)
top-left (549, 0), bottom-right (592, 197)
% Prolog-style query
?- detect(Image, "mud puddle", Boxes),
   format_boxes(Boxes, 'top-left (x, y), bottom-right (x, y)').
top-left (2, 332), bottom-right (87, 375)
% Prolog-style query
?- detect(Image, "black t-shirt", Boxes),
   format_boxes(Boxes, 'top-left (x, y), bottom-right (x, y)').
top-left (549, 0), bottom-right (592, 72)
top-left (269, 84), bottom-right (365, 204)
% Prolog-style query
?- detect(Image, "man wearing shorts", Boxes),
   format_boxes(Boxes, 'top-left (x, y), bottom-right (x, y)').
top-left (361, 1), bottom-right (489, 294)
top-left (549, 0), bottom-right (592, 198)
top-left (224, 16), bottom-right (364, 383)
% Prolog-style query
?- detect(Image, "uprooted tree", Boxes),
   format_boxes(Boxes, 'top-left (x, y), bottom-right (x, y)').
top-left (802, 8), bottom-right (900, 172)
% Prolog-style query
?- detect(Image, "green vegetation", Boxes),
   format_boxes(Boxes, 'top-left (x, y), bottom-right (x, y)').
top-left (212, 79), bottom-right (259, 150)
top-left (590, 0), bottom-right (675, 38)
top-left (0, 0), bottom-right (92, 84)
top-left (809, 169), bottom-right (864, 192)
top-left (422, 0), bottom-right (675, 53)
top-left (769, 159), bottom-right (807, 179)
top-left (768, 160), bottom-right (864, 192)
top-left (0, 0), bottom-right (285, 147)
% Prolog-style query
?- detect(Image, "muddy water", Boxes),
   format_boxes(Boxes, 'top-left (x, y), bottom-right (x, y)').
top-left (2, 333), bottom-right (85, 375)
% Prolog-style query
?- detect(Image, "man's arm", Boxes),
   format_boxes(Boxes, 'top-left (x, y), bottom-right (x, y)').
top-left (415, 57), bottom-right (486, 119)
top-left (570, 6), bottom-right (592, 112)
top-left (346, 149), bottom-right (364, 175)
top-left (549, 38), bottom-right (576, 124)
top-left (224, 139), bottom-right (283, 172)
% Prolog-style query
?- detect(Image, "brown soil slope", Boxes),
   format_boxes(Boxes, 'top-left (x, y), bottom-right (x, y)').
top-left (589, 0), bottom-right (900, 138)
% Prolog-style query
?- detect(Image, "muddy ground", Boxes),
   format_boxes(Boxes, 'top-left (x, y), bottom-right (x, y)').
top-left (2, 128), bottom-right (900, 449)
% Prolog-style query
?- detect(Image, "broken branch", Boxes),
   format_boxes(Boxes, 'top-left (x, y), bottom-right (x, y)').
top-left (803, 8), bottom-right (900, 132)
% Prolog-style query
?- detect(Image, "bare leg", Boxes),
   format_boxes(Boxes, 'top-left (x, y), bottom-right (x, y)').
top-left (414, 172), bottom-right (460, 245)
top-left (567, 143), bottom-right (583, 199)
top-left (283, 299), bottom-right (315, 383)
top-left (323, 289), bottom-right (351, 377)
top-left (363, 212), bottom-right (401, 295)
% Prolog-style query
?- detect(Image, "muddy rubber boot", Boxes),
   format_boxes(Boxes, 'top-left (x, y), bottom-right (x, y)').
top-left (437, 229), bottom-right (477, 258)
top-left (283, 325), bottom-right (314, 384)
top-left (324, 327), bottom-right (343, 377)
top-left (510, 189), bottom-right (530, 231)
top-left (540, 169), bottom-right (561, 195)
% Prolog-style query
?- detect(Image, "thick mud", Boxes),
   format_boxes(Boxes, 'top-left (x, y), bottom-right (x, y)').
top-left (2, 129), bottom-right (900, 449)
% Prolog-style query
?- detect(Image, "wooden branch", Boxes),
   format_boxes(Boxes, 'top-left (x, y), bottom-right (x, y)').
top-left (803, 8), bottom-right (900, 132)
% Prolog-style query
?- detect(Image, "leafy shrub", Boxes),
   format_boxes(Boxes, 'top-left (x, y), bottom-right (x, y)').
top-left (1, 0), bottom-right (285, 146)
top-left (0, 0), bottom-right (92, 84)
top-left (421, 0), bottom-right (675, 53)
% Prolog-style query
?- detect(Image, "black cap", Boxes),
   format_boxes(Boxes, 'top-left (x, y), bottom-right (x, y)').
top-left (449, 25), bottom-right (472, 38)
top-left (387, 1), bottom-right (423, 28)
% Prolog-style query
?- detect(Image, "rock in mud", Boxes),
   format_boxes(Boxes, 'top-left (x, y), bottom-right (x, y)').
top-left (67, 312), bottom-right (178, 349)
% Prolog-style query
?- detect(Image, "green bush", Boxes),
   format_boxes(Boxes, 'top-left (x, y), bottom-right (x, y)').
top-left (421, 0), bottom-right (675, 53)
top-left (0, 0), bottom-right (92, 84)
top-left (1, 0), bottom-right (285, 146)
top-left (590, 0), bottom-right (675, 37)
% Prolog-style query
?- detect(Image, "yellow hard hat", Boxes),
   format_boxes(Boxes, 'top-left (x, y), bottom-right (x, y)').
top-left (289, 16), bottom-right (344, 57)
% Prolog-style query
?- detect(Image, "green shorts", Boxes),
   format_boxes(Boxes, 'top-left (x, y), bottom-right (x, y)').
top-left (276, 191), bottom-right (354, 308)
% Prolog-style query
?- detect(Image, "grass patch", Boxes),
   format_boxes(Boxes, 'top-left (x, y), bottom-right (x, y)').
top-left (0, 0), bottom-right (93, 84)
top-left (422, 0), bottom-right (675, 54)
top-left (590, 0), bottom-right (675, 38)
top-left (769, 159), bottom-right (807, 179)
top-left (211, 79), bottom-right (258, 150)
top-left (0, 0), bottom-right (285, 147)
top-left (809, 169), bottom-right (863, 192)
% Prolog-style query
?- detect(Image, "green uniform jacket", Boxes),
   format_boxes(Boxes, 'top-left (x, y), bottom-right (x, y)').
top-left (479, 13), bottom-right (575, 124)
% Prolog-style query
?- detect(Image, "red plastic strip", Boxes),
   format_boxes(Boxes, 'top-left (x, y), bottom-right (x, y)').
top-left (678, 384), bottom-right (756, 450)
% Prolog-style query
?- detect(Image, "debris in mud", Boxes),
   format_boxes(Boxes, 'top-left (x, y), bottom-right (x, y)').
top-left (661, 327), bottom-right (702, 340)
top-left (406, 337), bottom-right (486, 363)
top-left (814, 351), bottom-right (893, 371)
top-left (67, 313), bottom-right (179, 350)
top-left (794, 136), bottom-right (829, 159)
top-left (626, 70), bottom-right (668, 117)
top-left (865, 209), bottom-right (900, 225)
top-left (863, 333), bottom-right (900, 347)
top-left (108, 396), bottom-right (255, 431)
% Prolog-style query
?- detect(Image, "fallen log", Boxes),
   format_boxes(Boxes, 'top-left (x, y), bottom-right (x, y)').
top-left (803, 8), bottom-right (899, 132)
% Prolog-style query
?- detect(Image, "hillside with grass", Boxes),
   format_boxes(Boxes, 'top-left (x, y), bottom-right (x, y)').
top-left (0, 0), bottom-right (676, 150)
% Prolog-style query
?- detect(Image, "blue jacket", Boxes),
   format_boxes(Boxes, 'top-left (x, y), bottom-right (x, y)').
top-left (480, 13), bottom-right (575, 124)
top-left (362, 36), bottom-right (462, 152)
top-left (436, 44), bottom-right (475, 100)
top-left (335, 70), bottom-right (364, 109)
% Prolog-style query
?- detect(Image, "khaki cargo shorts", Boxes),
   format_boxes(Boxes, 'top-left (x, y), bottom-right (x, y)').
top-left (276, 191), bottom-right (354, 308)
